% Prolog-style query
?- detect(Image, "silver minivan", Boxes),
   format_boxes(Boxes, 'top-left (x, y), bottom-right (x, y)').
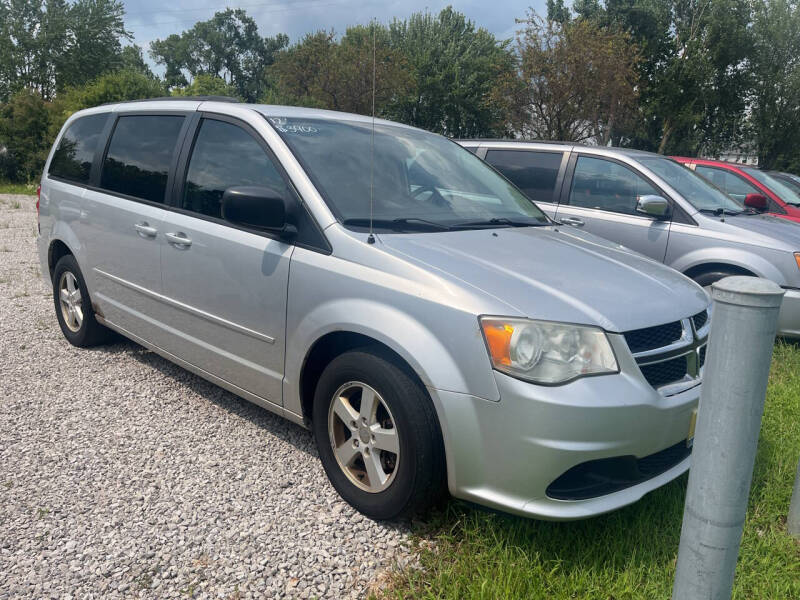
top-left (38, 100), bottom-right (709, 520)
top-left (463, 141), bottom-right (800, 336)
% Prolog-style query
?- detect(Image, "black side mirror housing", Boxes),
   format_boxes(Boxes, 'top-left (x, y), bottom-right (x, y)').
top-left (635, 194), bottom-right (671, 219)
top-left (221, 186), bottom-right (297, 239)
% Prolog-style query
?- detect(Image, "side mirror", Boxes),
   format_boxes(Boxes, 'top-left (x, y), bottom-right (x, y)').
top-left (221, 186), bottom-right (296, 239)
top-left (744, 193), bottom-right (768, 212)
top-left (635, 195), bottom-right (671, 219)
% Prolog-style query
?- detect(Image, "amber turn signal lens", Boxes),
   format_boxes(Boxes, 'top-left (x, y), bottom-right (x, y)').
top-left (481, 320), bottom-right (514, 366)
top-left (794, 252), bottom-right (800, 272)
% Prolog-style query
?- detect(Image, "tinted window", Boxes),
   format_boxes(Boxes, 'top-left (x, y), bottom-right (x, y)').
top-left (695, 166), bottom-right (759, 202)
top-left (101, 115), bottom-right (185, 203)
top-left (568, 156), bottom-right (659, 215)
top-left (48, 114), bottom-right (107, 183)
top-left (485, 150), bottom-right (563, 203)
top-left (183, 119), bottom-right (288, 219)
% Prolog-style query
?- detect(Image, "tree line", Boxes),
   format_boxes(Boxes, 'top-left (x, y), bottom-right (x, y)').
top-left (1, 0), bottom-right (799, 184)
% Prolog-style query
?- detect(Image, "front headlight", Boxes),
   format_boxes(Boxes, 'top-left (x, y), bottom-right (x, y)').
top-left (479, 317), bottom-right (619, 385)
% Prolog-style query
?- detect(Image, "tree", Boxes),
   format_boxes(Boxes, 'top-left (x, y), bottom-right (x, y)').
top-left (510, 13), bottom-right (640, 144)
top-left (171, 74), bottom-right (238, 99)
top-left (119, 45), bottom-right (158, 80)
top-left (0, 0), bottom-right (130, 101)
top-left (578, 0), bottom-right (752, 155)
top-left (150, 9), bottom-right (288, 102)
top-left (748, 0), bottom-right (800, 171)
top-left (269, 25), bottom-right (413, 115)
top-left (388, 7), bottom-right (517, 137)
top-left (0, 89), bottom-right (53, 182)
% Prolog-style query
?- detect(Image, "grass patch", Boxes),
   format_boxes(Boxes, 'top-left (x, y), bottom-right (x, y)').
top-left (0, 181), bottom-right (37, 195)
top-left (380, 342), bottom-right (800, 600)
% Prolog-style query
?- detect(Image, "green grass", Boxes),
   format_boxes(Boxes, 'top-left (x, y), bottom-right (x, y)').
top-left (0, 181), bottom-right (37, 195)
top-left (379, 342), bottom-right (800, 600)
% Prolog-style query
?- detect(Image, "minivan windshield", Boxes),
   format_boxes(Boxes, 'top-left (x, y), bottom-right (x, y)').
top-left (268, 117), bottom-right (549, 231)
top-left (637, 156), bottom-right (744, 213)
top-left (638, 156), bottom-right (744, 212)
top-left (742, 167), bottom-right (800, 206)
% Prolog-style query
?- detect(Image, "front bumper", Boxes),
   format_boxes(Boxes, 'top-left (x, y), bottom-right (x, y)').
top-left (777, 288), bottom-right (800, 338)
top-left (429, 337), bottom-right (698, 520)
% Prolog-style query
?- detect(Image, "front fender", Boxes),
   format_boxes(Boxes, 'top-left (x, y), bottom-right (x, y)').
top-left (669, 246), bottom-right (787, 285)
top-left (283, 297), bottom-right (499, 419)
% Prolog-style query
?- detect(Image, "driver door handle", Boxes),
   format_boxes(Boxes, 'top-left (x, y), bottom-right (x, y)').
top-left (560, 216), bottom-right (585, 227)
top-left (134, 222), bottom-right (158, 238)
top-left (165, 232), bottom-right (192, 247)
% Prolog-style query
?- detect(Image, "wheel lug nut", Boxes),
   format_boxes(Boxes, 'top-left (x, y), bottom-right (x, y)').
top-left (353, 439), bottom-right (359, 447)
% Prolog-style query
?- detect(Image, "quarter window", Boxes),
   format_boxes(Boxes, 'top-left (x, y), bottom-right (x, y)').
top-left (100, 115), bottom-right (185, 203)
top-left (182, 118), bottom-right (288, 219)
top-left (485, 150), bottom-right (564, 203)
top-left (48, 114), bottom-right (108, 184)
top-left (568, 156), bottom-right (660, 215)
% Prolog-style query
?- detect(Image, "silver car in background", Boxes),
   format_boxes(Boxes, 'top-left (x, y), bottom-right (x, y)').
top-left (38, 100), bottom-right (708, 520)
top-left (463, 141), bottom-right (800, 337)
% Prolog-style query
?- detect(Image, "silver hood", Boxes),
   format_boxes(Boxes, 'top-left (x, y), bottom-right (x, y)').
top-left (378, 225), bottom-right (709, 333)
top-left (700, 212), bottom-right (800, 251)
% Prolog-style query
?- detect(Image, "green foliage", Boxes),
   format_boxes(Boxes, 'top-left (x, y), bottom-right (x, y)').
top-left (749, 0), bottom-right (800, 171)
top-left (0, 0), bottom-right (130, 101)
top-left (511, 13), bottom-right (641, 144)
top-left (388, 7), bottom-right (516, 138)
top-left (149, 8), bottom-right (288, 102)
top-left (119, 45), bottom-right (158, 80)
top-left (55, 69), bottom-right (166, 115)
top-left (269, 25), bottom-right (413, 116)
top-left (0, 89), bottom-right (53, 182)
top-left (171, 74), bottom-right (238, 99)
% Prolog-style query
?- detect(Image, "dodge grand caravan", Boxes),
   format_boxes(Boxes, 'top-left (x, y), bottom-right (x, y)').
top-left (39, 99), bottom-right (709, 520)
top-left (464, 140), bottom-right (800, 337)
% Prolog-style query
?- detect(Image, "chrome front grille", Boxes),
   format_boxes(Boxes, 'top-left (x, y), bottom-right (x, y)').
top-left (624, 308), bottom-right (711, 396)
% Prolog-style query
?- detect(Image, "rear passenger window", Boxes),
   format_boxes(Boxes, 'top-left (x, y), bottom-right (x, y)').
top-left (485, 150), bottom-right (563, 203)
top-left (48, 114), bottom-right (107, 184)
top-left (182, 118), bottom-right (288, 219)
top-left (568, 156), bottom-right (659, 215)
top-left (101, 115), bottom-right (185, 203)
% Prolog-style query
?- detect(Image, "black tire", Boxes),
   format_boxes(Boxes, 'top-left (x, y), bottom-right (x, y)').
top-left (692, 270), bottom-right (745, 289)
top-left (52, 254), bottom-right (113, 347)
top-left (312, 347), bottom-right (446, 520)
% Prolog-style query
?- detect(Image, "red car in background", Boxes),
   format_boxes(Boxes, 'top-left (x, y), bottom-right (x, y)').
top-left (672, 157), bottom-right (800, 223)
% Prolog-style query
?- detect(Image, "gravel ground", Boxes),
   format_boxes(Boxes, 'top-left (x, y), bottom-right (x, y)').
top-left (0, 194), bottom-right (413, 599)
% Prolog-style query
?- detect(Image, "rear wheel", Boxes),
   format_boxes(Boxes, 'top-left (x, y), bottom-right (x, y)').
top-left (312, 348), bottom-right (446, 520)
top-left (52, 255), bottom-right (113, 347)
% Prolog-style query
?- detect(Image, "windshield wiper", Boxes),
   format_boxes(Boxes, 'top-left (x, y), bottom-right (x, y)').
top-left (699, 208), bottom-right (743, 217)
top-left (452, 217), bottom-right (548, 229)
top-left (341, 217), bottom-right (452, 232)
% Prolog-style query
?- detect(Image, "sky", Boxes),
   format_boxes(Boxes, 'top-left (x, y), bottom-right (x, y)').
top-left (121, 0), bottom-right (548, 70)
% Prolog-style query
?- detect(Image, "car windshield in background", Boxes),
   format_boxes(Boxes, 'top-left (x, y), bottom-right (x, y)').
top-left (267, 117), bottom-right (549, 231)
top-left (639, 156), bottom-right (744, 212)
top-left (742, 167), bottom-right (800, 206)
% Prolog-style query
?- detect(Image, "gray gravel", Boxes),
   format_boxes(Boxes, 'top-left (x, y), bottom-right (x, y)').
top-left (0, 194), bottom-right (413, 599)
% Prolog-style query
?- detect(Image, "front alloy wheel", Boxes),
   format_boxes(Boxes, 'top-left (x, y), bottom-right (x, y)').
top-left (312, 348), bottom-right (446, 520)
top-left (328, 382), bottom-right (400, 493)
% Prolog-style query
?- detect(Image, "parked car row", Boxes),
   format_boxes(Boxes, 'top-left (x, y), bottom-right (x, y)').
top-left (35, 100), bottom-right (788, 523)
top-left (461, 141), bottom-right (800, 337)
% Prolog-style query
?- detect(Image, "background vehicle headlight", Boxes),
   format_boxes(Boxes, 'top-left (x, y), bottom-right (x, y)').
top-left (479, 317), bottom-right (618, 384)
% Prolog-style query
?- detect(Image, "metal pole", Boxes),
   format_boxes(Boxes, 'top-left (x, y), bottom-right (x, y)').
top-left (672, 276), bottom-right (784, 600)
top-left (789, 457), bottom-right (800, 538)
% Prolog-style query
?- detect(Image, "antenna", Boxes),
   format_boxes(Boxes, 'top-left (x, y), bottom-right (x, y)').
top-left (367, 22), bottom-right (376, 245)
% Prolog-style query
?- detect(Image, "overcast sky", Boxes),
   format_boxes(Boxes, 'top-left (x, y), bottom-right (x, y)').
top-left (122, 0), bottom-right (548, 65)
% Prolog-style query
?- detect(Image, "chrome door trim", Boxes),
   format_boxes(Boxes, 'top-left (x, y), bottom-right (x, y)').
top-left (93, 267), bottom-right (276, 344)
